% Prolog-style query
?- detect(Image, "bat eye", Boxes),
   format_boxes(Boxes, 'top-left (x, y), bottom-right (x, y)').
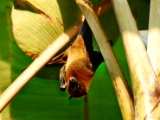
top-left (68, 77), bottom-right (87, 98)
top-left (86, 62), bottom-right (92, 70)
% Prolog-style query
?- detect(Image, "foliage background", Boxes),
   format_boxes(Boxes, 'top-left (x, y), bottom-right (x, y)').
top-left (0, 1), bottom-right (12, 120)
top-left (0, 0), bottom-right (150, 120)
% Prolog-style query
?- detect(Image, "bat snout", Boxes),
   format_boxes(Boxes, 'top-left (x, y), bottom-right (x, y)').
top-left (68, 77), bottom-right (87, 98)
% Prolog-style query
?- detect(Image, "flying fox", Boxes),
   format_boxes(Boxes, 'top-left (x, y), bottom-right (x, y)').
top-left (49, 20), bottom-right (104, 98)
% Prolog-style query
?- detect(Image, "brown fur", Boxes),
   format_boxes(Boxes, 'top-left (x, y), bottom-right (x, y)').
top-left (65, 35), bottom-right (94, 93)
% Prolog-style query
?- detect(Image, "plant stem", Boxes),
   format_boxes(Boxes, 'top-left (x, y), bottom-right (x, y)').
top-left (111, 0), bottom-right (160, 119)
top-left (147, 0), bottom-right (160, 82)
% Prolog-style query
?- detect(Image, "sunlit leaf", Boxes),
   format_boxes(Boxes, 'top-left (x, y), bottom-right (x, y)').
top-left (12, 0), bottom-right (81, 58)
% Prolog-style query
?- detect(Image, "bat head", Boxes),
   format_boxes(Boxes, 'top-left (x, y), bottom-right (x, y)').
top-left (68, 76), bottom-right (87, 98)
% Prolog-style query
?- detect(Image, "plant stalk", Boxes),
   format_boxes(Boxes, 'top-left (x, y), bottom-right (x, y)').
top-left (111, 0), bottom-right (160, 119)
top-left (147, 0), bottom-right (160, 82)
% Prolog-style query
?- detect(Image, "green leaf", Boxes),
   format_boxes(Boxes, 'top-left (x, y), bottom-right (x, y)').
top-left (12, 0), bottom-right (81, 58)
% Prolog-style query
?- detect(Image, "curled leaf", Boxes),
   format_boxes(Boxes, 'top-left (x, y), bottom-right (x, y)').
top-left (12, 0), bottom-right (81, 58)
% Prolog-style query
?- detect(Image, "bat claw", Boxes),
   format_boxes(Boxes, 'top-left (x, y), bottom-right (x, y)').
top-left (60, 81), bottom-right (66, 90)
top-left (60, 86), bottom-right (66, 91)
top-left (59, 65), bottom-right (67, 91)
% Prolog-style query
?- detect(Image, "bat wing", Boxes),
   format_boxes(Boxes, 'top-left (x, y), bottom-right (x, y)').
top-left (47, 50), bottom-right (68, 65)
top-left (80, 20), bottom-right (104, 72)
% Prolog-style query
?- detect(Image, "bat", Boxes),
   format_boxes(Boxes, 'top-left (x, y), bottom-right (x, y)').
top-left (49, 19), bottom-right (104, 98)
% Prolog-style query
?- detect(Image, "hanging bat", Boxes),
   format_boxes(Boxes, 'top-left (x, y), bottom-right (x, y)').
top-left (49, 20), bottom-right (104, 98)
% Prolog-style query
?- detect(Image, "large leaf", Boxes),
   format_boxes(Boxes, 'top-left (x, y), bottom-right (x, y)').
top-left (12, 0), bottom-right (81, 58)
